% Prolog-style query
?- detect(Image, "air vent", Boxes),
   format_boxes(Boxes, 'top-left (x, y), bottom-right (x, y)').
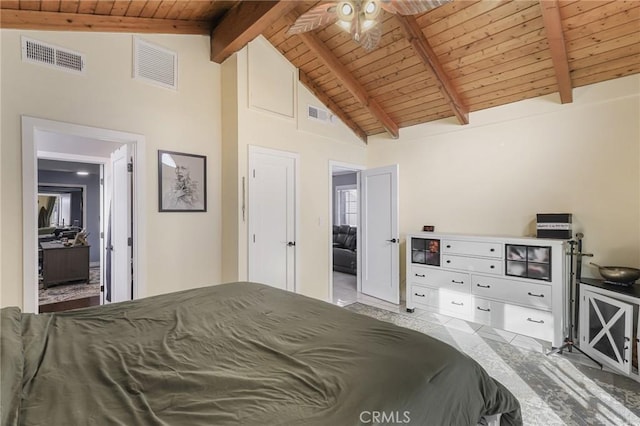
top-left (307, 105), bottom-right (336, 125)
top-left (21, 37), bottom-right (85, 74)
top-left (133, 37), bottom-right (177, 90)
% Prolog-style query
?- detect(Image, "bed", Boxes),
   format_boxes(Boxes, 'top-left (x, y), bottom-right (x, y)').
top-left (1, 282), bottom-right (521, 425)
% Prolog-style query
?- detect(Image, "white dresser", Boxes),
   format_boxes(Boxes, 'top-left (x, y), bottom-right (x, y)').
top-left (406, 233), bottom-right (568, 347)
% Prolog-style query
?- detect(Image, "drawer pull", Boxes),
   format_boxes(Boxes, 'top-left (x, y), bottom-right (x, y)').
top-left (490, 248), bottom-right (495, 252)
top-left (446, 260), bottom-right (451, 264)
top-left (527, 292), bottom-right (544, 298)
top-left (476, 284), bottom-right (491, 288)
top-left (451, 280), bottom-right (465, 285)
top-left (527, 318), bottom-right (544, 324)
top-left (446, 244), bottom-right (451, 248)
top-left (415, 273), bottom-right (425, 278)
top-left (490, 265), bottom-right (495, 269)
top-left (414, 292), bottom-right (426, 298)
top-left (476, 306), bottom-right (490, 312)
top-left (451, 301), bottom-right (464, 306)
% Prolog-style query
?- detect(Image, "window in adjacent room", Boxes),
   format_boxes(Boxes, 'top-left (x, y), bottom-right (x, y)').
top-left (336, 184), bottom-right (357, 226)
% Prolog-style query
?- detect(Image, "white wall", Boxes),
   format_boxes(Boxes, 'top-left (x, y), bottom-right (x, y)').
top-left (1, 30), bottom-right (222, 308)
top-left (368, 74), bottom-right (640, 282)
top-left (222, 36), bottom-right (367, 301)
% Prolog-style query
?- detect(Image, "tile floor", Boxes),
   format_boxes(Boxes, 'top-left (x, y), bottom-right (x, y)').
top-left (332, 271), bottom-right (640, 425)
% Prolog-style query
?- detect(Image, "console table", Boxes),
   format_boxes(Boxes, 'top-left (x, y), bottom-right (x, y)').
top-left (40, 241), bottom-right (90, 289)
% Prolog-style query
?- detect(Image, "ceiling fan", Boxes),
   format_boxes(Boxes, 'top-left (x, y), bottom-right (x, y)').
top-left (287, 0), bottom-right (452, 52)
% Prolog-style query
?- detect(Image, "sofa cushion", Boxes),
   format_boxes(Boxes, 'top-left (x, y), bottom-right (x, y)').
top-left (335, 225), bottom-right (350, 246)
top-left (344, 230), bottom-right (357, 250)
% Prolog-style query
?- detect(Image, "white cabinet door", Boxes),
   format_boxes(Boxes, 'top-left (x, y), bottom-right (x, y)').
top-left (580, 288), bottom-right (633, 374)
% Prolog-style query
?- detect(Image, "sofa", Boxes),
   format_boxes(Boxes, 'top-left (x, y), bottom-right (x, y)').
top-left (333, 225), bottom-right (357, 275)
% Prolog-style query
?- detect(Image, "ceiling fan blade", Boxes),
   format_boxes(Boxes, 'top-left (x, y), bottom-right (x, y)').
top-left (380, 0), bottom-right (452, 15)
top-left (359, 24), bottom-right (382, 52)
top-left (286, 2), bottom-right (339, 35)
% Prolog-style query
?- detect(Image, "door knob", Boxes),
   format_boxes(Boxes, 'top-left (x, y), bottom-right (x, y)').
top-left (287, 241), bottom-right (296, 247)
top-left (386, 238), bottom-right (397, 243)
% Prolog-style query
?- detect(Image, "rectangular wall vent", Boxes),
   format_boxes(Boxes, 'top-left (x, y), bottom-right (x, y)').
top-left (307, 105), bottom-right (336, 125)
top-left (21, 37), bottom-right (85, 74)
top-left (133, 37), bottom-right (177, 90)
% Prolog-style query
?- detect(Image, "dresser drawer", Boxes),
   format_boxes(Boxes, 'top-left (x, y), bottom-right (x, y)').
top-left (471, 298), bottom-right (493, 325)
top-left (410, 265), bottom-right (470, 292)
top-left (491, 302), bottom-right (554, 342)
top-left (432, 289), bottom-right (472, 319)
top-left (442, 255), bottom-right (503, 276)
top-left (408, 284), bottom-right (471, 318)
top-left (442, 239), bottom-right (502, 259)
top-left (471, 275), bottom-right (552, 310)
top-left (408, 283), bottom-right (432, 309)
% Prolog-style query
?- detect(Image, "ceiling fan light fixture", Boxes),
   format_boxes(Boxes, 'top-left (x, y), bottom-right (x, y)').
top-left (362, 19), bottom-right (377, 31)
top-left (288, 0), bottom-right (452, 52)
top-left (364, 0), bottom-right (380, 20)
top-left (336, 20), bottom-right (352, 32)
top-left (337, 2), bottom-right (355, 21)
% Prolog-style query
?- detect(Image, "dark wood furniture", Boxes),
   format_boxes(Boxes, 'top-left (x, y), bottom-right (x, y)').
top-left (39, 296), bottom-right (101, 313)
top-left (40, 241), bottom-right (90, 289)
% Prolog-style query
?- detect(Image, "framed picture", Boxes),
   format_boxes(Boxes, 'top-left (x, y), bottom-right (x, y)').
top-left (158, 150), bottom-right (207, 212)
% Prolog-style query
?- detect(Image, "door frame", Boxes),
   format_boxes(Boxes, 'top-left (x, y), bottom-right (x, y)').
top-left (22, 116), bottom-right (147, 313)
top-left (247, 145), bottom-right (300, 293)
top-left (328, 160), bottom-right (365, 304)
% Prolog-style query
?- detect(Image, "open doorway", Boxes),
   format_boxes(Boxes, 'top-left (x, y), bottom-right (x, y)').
top-left (329, 161), bottom-right (401, 307)
top-left (22, 116), bottom-right (147, 314)
top-left (329, 161), bottom-right (364, 306)
top-left (37, 160), bottom-right (101, 312)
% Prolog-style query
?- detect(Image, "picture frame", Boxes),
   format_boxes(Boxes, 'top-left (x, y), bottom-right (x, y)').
top-left (158, 150), bottom-right (207, 212)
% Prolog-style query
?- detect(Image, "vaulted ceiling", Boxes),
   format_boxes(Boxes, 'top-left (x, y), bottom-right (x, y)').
top-left (2, 1), bottom-right (639, 141)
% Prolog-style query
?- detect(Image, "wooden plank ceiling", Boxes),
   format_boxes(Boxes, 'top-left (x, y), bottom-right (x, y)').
top-left (2, 1), bottom-right (639, 140)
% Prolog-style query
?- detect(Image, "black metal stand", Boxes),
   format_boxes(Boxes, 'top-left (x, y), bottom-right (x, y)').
top-left (546, 234), bottom-right (603, 369)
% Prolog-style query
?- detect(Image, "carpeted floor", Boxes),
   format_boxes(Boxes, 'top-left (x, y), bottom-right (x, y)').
top-left (39, 266), bottom-right (101, 305)
top-left (345, 302), bottom-right (640, 426)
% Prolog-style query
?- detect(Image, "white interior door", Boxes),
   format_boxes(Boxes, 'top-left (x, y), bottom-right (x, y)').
top-left (107, 144), bottom-right (132, 303)
top-left (248, 148), bottom-right (296, 291)
top-left (360, 164), bottom-right (399, 304)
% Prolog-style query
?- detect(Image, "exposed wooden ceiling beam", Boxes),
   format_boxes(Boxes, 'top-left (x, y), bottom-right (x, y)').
top-left (287, 17), bottom-right (399, 139)
top-left (395, 15), bottom-right (469, 125)
top-left (210, 1), bottom-right (297, 64)
top-left (539, 0), bottom-right (573, 104)
top-left (0, 9), bottom-right (211, 34)
top-left (299, 71), bottom-right (368, 143)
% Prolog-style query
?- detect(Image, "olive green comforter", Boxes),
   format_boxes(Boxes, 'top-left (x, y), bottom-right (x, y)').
top-left (1, 282), bottom-right (521, 425)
